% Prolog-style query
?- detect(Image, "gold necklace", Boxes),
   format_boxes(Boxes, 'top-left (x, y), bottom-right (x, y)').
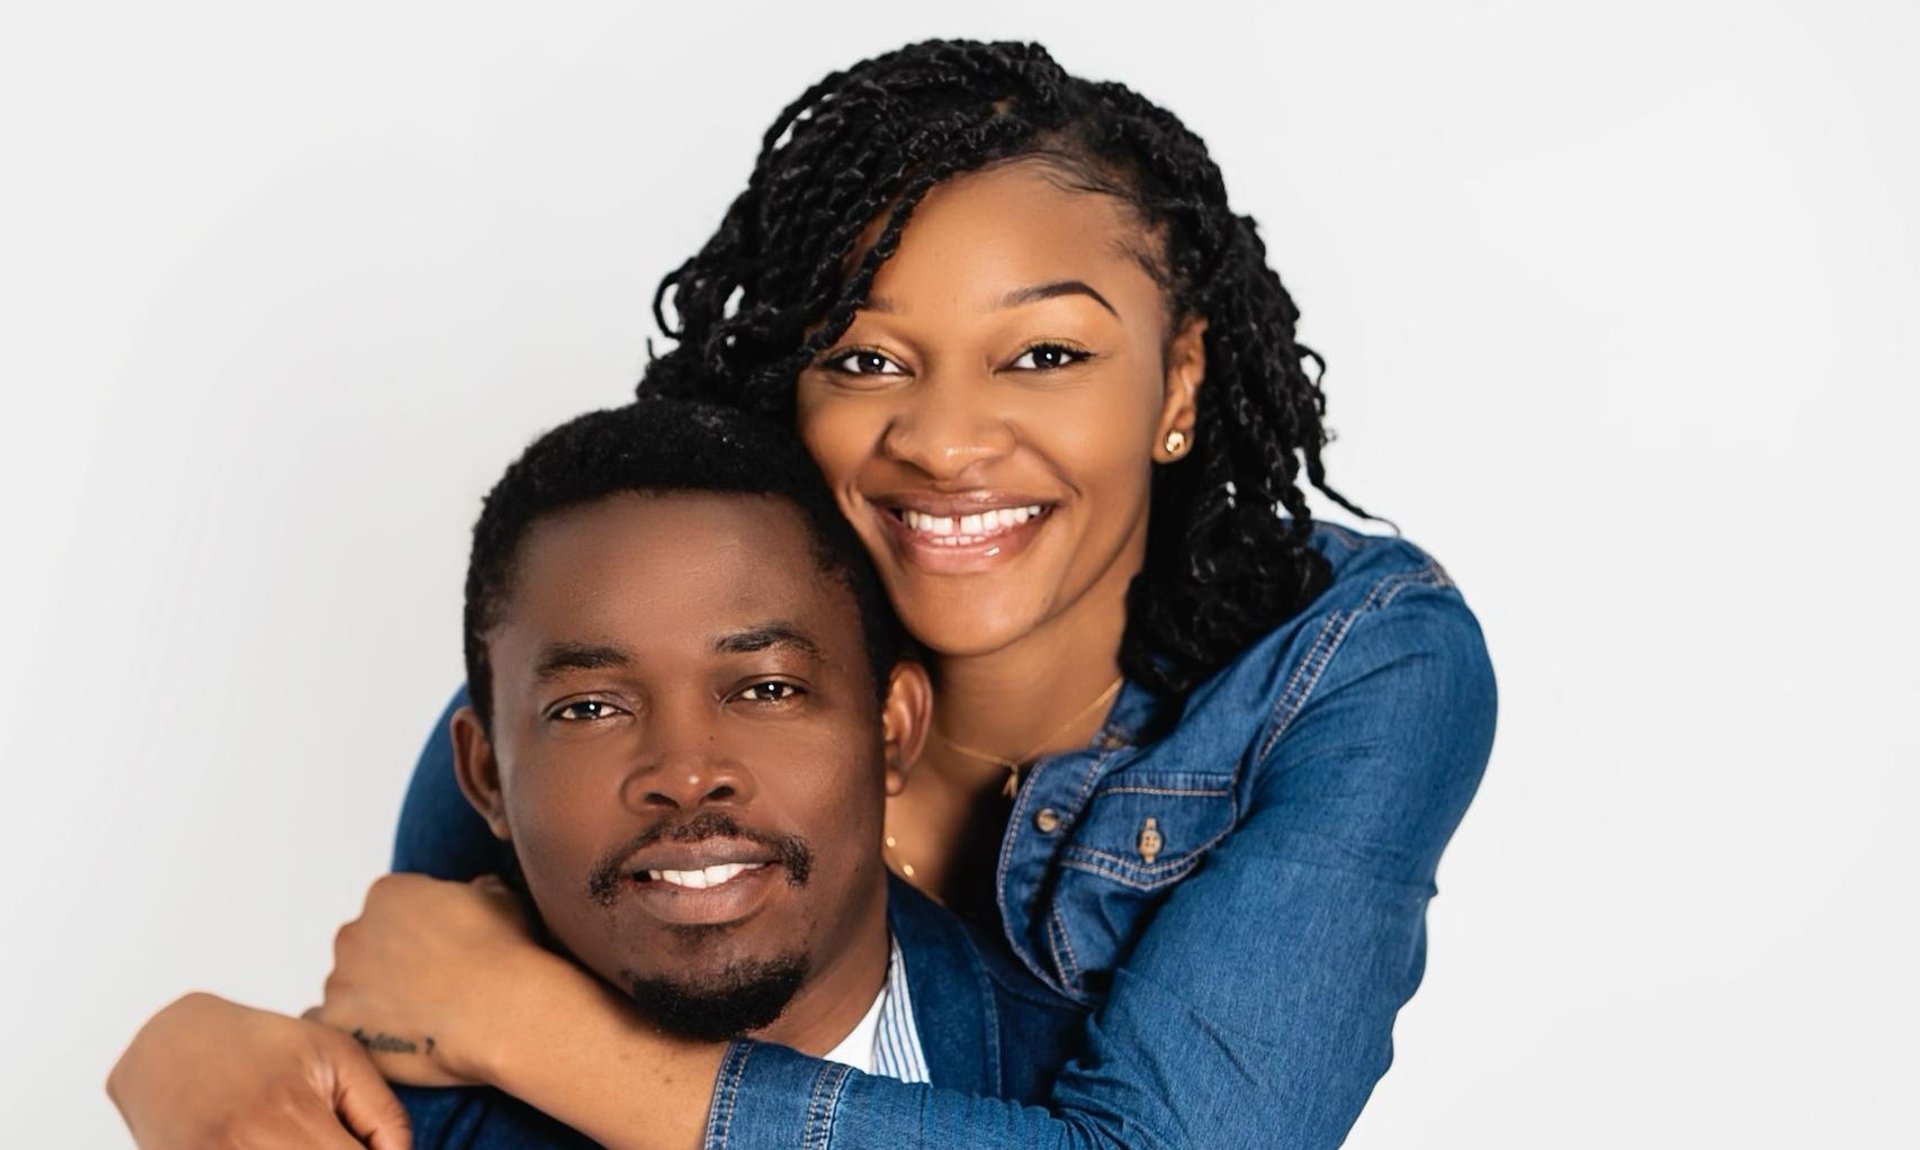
top-left (939, 674), bottom-right (1125, 798)
top-left (884, 674), bottom-right (1125, 884)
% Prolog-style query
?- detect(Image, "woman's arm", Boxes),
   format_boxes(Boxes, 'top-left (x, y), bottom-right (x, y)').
top-left (378, 578), bottom-right (1493, 1149)
top-left (107, 993), bottom-right (415, 1150)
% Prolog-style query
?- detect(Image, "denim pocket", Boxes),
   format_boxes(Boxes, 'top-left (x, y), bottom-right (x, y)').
top-left (1044, 773), bottom-right (1237, 1000)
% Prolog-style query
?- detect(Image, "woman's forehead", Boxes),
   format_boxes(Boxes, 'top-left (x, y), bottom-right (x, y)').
top-left (858, 163), bottom-right (1165, 317)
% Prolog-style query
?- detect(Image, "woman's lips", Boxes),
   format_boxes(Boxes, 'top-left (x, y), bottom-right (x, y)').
top-left (874, 500), bottom-right (1054, 570)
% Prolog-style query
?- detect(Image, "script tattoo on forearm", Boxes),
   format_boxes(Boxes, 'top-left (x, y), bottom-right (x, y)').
top-left (351, 1028), bottom-right (435, 1056)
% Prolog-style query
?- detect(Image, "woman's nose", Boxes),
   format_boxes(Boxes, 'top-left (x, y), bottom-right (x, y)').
top-left (879, 375), bottom-right (1016, 481)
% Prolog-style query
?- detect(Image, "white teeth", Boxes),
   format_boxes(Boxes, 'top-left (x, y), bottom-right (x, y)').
top-left (901, 505), bottom-right (1044, 544)
top-left (644, 862), bottom-right (763, 889)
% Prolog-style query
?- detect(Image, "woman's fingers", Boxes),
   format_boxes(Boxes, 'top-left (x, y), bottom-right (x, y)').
top-left (323, 1024), bottom-right (416, 1150)
top-left (108, 992), bottom-right (412, 1150)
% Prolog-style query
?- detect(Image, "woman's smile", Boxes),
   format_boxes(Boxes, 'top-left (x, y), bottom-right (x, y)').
top-left (870, 493), bottom-right (1056, 570)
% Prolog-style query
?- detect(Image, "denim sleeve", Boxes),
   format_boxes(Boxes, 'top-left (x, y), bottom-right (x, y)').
top-left (705, 582), bottom-right (1496, 1150)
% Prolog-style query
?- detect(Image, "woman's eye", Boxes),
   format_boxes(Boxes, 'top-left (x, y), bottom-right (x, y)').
top-left (821, 349), bottom-right (906, 376)
top-left (1009, 343), bottom-right (1089, 371)
top-left (735, 681), bottom-right (803, 704)
top-left (551, 700), bottom-right (622, 722)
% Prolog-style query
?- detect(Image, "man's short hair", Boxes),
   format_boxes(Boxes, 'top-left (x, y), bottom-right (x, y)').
top-left (463, 398), bottom-right (902, 730)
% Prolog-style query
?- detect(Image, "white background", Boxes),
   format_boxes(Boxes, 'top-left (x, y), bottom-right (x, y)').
top-left (3, 1), bottom-right (1915, 1145)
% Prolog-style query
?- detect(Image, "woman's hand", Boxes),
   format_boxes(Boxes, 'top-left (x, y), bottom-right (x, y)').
top-left (317, 872), bottom-right (722, 1150)
top-left (313, 872), bottom-right (589, 1088)
top-left (107, 991), bottom-right (412, 1150)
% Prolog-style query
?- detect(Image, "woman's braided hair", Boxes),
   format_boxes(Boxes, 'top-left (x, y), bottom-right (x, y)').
top-left (639, 39), bottom-right (1370, 695)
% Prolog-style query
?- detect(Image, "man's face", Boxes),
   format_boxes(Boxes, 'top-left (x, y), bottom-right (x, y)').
top-left (454, 492), bottom-right (914, 1041)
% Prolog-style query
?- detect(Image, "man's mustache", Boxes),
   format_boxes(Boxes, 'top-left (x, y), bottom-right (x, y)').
top-left (585, 810), bottom-right (813, 906)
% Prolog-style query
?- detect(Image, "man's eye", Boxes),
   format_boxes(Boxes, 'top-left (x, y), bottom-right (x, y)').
top-left (820, 348), bottom-right (906, 376)
top-left (551, 700), bottom-right (622, 722)
top-left (735, 681), bottom-right (803, 704)
top-left (1009, 342), bottom-right (1090, 371)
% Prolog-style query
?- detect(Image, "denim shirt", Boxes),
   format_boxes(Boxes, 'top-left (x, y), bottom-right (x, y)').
top-left (396, 524), bottom-right (1496, 1149)
top-left (389, 878), bottom-right (1084, 1149)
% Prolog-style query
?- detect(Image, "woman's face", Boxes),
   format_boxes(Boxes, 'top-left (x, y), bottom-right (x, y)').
top-left (795, 161), bottom-right (1204, 663)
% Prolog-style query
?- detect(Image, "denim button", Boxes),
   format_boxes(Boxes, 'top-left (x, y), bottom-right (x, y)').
top-left (1138, 817), bottom-right (1163, 863)
top-left (1034, 808), bottom-right (1061, 834)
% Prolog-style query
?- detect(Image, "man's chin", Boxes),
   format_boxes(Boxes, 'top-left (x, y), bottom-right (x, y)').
top-left (621, 954), bottom-right (808, 1043)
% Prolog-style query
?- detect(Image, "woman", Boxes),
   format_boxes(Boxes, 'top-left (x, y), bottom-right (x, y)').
top-left (111, 39), bottom-right (1495, 1149)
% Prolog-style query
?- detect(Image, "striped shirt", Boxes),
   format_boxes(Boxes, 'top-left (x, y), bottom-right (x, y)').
top-left (819, 935), bottom-right (929, 1083)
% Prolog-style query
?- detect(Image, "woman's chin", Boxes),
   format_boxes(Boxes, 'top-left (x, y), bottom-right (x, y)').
top-left (895, 604), bottom-right (1047, 663)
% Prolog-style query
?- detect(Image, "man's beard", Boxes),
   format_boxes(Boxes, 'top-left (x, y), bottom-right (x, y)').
top-left (576, 810), bottom-right (820, 1042)
top-left (622, 955), bottom-right (809, 1042)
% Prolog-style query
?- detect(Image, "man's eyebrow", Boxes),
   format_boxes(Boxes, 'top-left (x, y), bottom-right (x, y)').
top-left (996, 280), bottom-right (1118, 317)
top-left (713, 623), bottom-right (824, 662)
top-left (534, 642), bottom-right (633, 681)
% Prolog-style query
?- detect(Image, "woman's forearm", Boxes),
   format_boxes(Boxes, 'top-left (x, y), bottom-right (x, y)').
top-left (474, 957), bottom-right (726, 1150)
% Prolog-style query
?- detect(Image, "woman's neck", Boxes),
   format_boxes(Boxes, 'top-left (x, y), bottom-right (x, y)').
top-left (922, 584), bottom-right (1128, 800)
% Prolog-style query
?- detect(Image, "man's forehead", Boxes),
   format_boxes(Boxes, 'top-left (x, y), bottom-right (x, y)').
top-left (518, 494), bottom-right (821, 598)
top-left (497, 494), bottom-right (857, 661)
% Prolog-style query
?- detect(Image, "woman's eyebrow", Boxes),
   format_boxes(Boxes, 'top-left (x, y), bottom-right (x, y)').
top-left (995, 280), bottom-right (1118, 317)
top-left (712, 623), bottom-right (824, 662)
top-left (861, 280), bottom-right (1119, 318)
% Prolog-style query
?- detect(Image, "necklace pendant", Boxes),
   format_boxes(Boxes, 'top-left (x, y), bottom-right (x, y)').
top-left (1002, 767), bottom-right (1021, 799)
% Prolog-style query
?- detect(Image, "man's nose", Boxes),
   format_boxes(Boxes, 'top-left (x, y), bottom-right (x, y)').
top-left (879, 374), bottom-right (1016, 481)
top-left (619, 715), bottom-right (757, 813)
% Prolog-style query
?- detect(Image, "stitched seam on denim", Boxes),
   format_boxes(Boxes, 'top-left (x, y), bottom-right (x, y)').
top-left (1254, 561), bottom-right (1439, 765)
top-left (1260, 603), bottom-right (1347, 759)
top-left (706, 1043), bottom-right (751, 1150)
top-left (1059, 853), bottom-right (1204, 890)
top-left (801, 1062), bottom-right (849, 1150)
top-left (1377, 562), bottom-right (1450, 608)
top-left (1065, 843), bottom-right (1213, 874)
top-left (995, 744), bottom-right (1122, 998)
top-left (1067, 744), bottom-right (1115, 815)
top-left (1089, 784), bottom-right (1231, 798)
top-left (1047, 903), bottom-right (1083, 987)
top-left (998, 744), bottom-right (1118, 897)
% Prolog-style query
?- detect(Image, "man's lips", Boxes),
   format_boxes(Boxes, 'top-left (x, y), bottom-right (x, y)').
top-left (620, 838), bottom-right (779, 891)
top-left (587, 812), bottom-right (813, 910)
top-left (620, 860), bottom-right (783, 927)
top-left (599, 835), bottom-right (797, 928)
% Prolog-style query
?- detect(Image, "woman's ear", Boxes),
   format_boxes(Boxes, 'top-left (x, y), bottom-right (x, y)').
top-left (1155, 316), bottom-right (1208, 463)
top-left (879, 661), bottom-right (933, 797)
top-left (450, 706), bottom-right (513, 842)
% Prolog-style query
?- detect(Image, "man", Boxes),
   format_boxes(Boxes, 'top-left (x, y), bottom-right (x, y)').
top-left (368, 399), bottom-right (1082, 1148)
